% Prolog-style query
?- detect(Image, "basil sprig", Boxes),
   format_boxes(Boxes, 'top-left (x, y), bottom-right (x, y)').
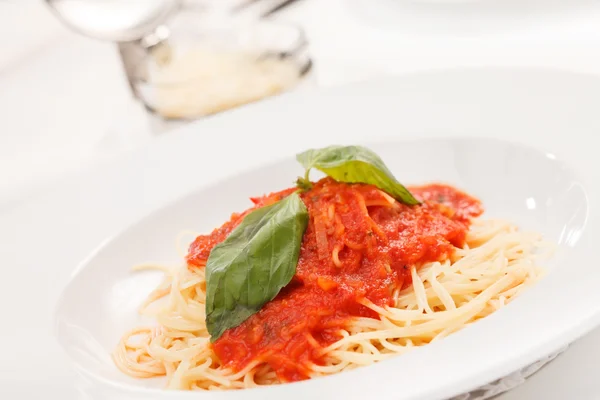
top-left (205, 145), bottom-right (419, 341)
top-left (205, 192), bottom-right (308, 341)
top-left (296, 145), bottom-right (420, 205)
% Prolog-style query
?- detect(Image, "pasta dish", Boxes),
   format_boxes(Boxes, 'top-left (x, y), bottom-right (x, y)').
top-left (113, 145), bottom-right (546, 390)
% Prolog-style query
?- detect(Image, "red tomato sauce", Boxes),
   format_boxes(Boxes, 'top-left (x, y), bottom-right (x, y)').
top-left (187, 178), bottom-right (482, 382)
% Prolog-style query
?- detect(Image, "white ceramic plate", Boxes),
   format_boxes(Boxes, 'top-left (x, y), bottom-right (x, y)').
top-left (55, 137), bottom-right (591, 400)
top-left (4, 68), bottom-right (600, 400)
top-left (345, 0), bottom-right (598, 34)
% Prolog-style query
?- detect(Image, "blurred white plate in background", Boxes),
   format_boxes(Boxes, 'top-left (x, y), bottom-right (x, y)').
top-left (345, 0), bottom-right (600, 34)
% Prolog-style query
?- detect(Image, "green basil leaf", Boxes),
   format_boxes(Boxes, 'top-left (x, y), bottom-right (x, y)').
top-left (205, 192), bottom-right (309, 341)
top-left (296, 145), bottom-right (420, 205)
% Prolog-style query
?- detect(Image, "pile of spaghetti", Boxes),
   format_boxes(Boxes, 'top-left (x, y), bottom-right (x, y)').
top-left (114, 178), bottom-right (546, 390)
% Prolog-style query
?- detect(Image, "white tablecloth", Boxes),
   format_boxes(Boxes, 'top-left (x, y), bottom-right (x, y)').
top-left (2, 1), bottom-right (600, 398)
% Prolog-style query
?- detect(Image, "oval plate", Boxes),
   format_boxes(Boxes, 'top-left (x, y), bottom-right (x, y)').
top-left (56, 136), bottom-right (593, 400)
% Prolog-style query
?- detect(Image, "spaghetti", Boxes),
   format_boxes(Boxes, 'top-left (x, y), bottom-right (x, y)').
top-left (113, 179), bottom-right (547, 390)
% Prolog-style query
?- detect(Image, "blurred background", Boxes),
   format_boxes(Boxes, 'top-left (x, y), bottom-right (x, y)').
top-left (2, 0), bottom-right (600, 211)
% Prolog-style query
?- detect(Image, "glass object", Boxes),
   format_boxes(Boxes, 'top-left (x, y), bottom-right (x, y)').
top-left (127, 14), bottom-right (313, 122)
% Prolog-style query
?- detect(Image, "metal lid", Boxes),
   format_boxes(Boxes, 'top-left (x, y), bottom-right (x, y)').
top-left (45, 0), bottom-right (181, 42)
